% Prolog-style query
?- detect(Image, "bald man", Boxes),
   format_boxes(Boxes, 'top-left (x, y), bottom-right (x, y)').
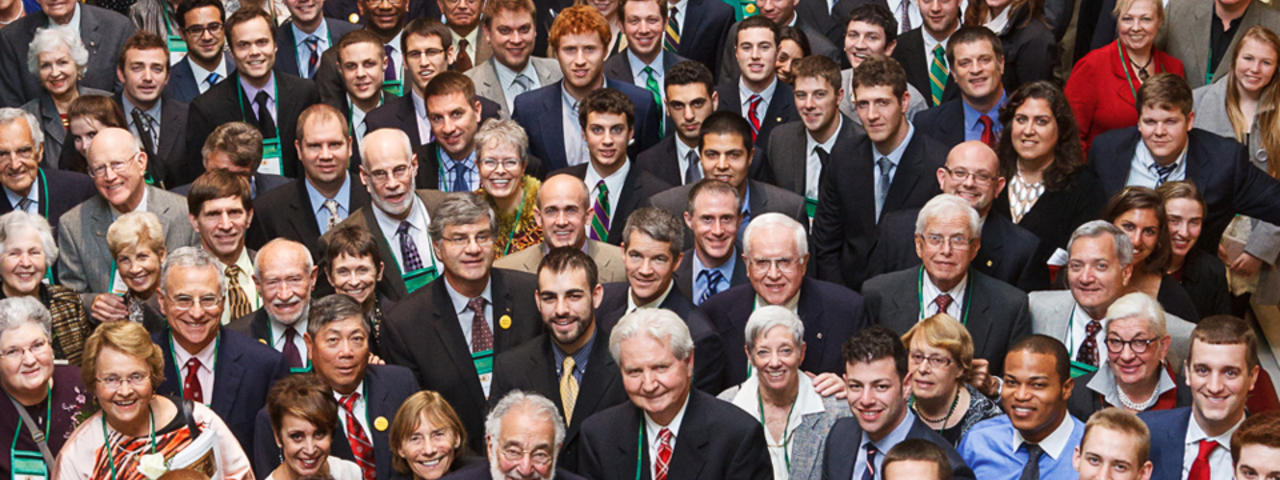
top-left (228, 239), bottom-right (319, 370)
top-left (493, 173), bottom-right (626, 282)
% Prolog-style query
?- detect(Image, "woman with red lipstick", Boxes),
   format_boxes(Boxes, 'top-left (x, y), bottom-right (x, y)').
top-left (264, 374), bottom-right (362, 480)
top-left (1156, 181), bottom-right (1231, 319)
top-left (0, 211), bottom-right (90, 364)
top-left (388, 390), bottom-right (477, 480)
top-left (104, 211), bottom-right (168, 333)
top-left (900, 313), bottom-right (1002, 447)
top-left (474, 120), bottom-right (542, 259)
top-left (1102, 186), bottom-right (1200, 323)
top-left (20, 26), bottom-right (110, 167)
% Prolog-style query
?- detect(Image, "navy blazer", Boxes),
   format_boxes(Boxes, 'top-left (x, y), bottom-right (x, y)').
top-left (714, 80), bottom-right (800, 155)
top-left (164, 55), bottom-right (236, 104)
top-left (595, 282), bottom-right (729, 394)
top-left (0, 168), bottom-right (95, 239)
top-left (1088, 127), bottom-right (1280, 253)
top-left (363, 93), bottom-right (503, 148)
top-left (822, 416), bottom-right (976, 479)
top-left (699, 278), bottom-right (872, 386)
top-left (672, 248), bottom-right (748, 303)
top-left (890, 28), bottom-right (961, 107)
top-left (1138, 407), bottom-right (1195, 480)
top-left (512, 80), bottom-right (664, 173)
top-left (274, 18), bottom-right (360, 78)
top-left (911, 98), bottom-right (968, 148)
top-left (153, 328), bottom-right (287, 454)
top-left (671, 0), bottom-right (735, 82)
top-left (250, 365), bottom-right (421, 480)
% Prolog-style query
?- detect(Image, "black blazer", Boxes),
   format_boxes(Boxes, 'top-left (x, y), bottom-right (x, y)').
top-left (164, 55), bottom-right (235, 104)
top-left (763, 116), bottom-right (864, 198)
top-left (363, 92), bottom-right (503, 148)
top-left (250, 365), bottom-right (421, 480)
top-left (1177, 248), bottom-right (1232, 318)
top-left (153, 328), bottom-right (286, 454)
top-left (714, 80), bottom-right (800, 154)
top-left (245, 176), bottom-right (372, 254)
top-left (185, 71), bottom-right (321, 178)
top-left (0, 168), bottom-right (95, 238)
top-left (911, 97), bottom-right (967, 148)
top-left (1088, 127), bottom-right (1280, 253)
top-left (603, 51), bottom-right (688, 87)
top-left (575, 389), bottom-right (773, 480)
top-left (171, 172), bottom-right (291, 199)
top-left (274, 18), bottom-right (361, 78)
top-left (671, 0), bottom-right (735, 82)
top-left (811, 130), bottom-right (946, 290)
top-left (672, 248), bottom-right (748, 303)
top-left (224, 308), bottom-right (271, 345)
top-left (796, 0), bottom-right (846, 50)
top-left (821, 416), bottom-right (976, 479)
top-left (595, 282), bottom-right (729, 394)
top-left (634, 137), bottom-right (686, 187)
top-left (116, 93), bottom-right (191, 186)
top-left (998, 5), bottom-right (1058, 92)
top-left (890, 28), bottom-right (961, 107)
top-left (381, 269), bottom-right (543, 453)
top-left (513, 80), bottom-right (664, 173)
top-left (557, 163), bottom-right (674, 245)
top-left (991, 167), bottom-right (1105, 269)
top-left (1138, 407), bottom-right (1195, 480)
top-left (862, 267), bottom-right (1031, 375)
top-left (0, 5), bottom-right (135, 106)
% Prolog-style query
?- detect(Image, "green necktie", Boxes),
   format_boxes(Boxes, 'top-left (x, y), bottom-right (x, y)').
top-left (929, 44), bottom-right (949, 106)
top-left (664, 7), bottom-right (681, 52)
top-left (643, 66), bottom-right (665, 136)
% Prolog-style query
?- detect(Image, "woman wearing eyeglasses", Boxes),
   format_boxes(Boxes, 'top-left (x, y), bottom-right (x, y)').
top-left (1067, 292), bottom-right (1190, 420)
top-left (474, 119), bottom-right (541, 258)
top-left (54, 320), bottom-right (251, 480)
top-left (0, 211), bottom-right (91, 365)
top-left (900, 313), bottom-right (1003, 447)
top-left (0, 297), bottom-right (89, 479)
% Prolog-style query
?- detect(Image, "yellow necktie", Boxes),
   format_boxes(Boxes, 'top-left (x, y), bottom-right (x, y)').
top-left (225, 265), bottom-right (252, 320)
top-left (560, 356), bottom-right (579, 423)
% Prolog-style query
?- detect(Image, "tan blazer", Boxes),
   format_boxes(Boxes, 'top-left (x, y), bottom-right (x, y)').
top-left (493, 240), bottom-right (628, 283)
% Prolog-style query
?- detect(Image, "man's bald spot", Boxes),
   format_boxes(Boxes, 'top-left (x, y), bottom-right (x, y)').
top-left (254, 238), bottom-right (313, 274)
top-left (538, 173), bottom-right (590, 209)
top-left (361, 128), bottom-right (414, 167)
top-left (87, 127), bottom-right (142, 163)
top-left (946, 140), bottom-right (999, 170)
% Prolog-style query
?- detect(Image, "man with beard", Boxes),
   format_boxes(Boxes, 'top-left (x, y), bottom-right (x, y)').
top-left (166, 0), bottom-right (234, 103)
top-left (229, 238), bottom-right (318, 371)
top-left (186, 170), bottom-right (260, 324)
top-left (444, 391), bottom-right (589, 480)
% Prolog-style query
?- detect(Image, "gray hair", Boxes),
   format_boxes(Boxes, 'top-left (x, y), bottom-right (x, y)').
top-left (427, 193), bottom-right (497, 243)
top-left (742, 213), bottom-right (808, 258)
top-left (0, 211), bottom-right (58, 264)
top-left (609, 308), bottom-right (695, 363)
top-left (1105, 292), bottom-right (1169, 338)
top-left (744, 305), bottom-right (805, 350)
top-left (358, 128), bottom-right (414, 169)
top-left (484, 390), bottom-right (567, 452)
top-left (0, 296), bottom-right (52, 344)
top-left (254, 238), bottom-right (316, 277)
top-left (474, 118), bottom-right (529, 164)
top-left (621, 207), bottom-right (684, 255)
top-left (1067, 220), bottom-right (1136, 267)
top-left (307, 294), bottom-right (367, 337)
top-left (914, 194), bottom-right (980, 237)
top-left (0, 108), bottom-right (44, 148)
top-left (27, 26), bottom-right (89, 75)
top-left (160, 246), bottom-right (227, 296)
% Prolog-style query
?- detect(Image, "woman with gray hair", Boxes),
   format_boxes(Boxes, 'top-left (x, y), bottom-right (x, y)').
top-left (20, 26), bottom-right (110, 164)
top-left (0, 211), bottom-right (89, 364)
top-left (718, 306), bottom-right (849, 480)
top-left (0, 296), bottom-right (90, 478)
top-left (474, 119), bottom-right (541, 258)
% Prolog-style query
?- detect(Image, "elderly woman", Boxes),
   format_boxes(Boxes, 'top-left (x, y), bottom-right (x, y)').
top-left (474, 119), bottom-right (541, 258)
top-left (53, 321), bottom-right (251, 479)
top-left (320, 223), bottom-right (389, 352)
top-left (962, 0), bottom-right (1056, 91)
top-left (100, 211), bottom-right (168, 332)
top-left (20, 26), bottom-right (111, 165)
top-left (0, 211), bottom-right (90, 364)
top-left (62, 95), bottom-right (128, 175)
top-left (1064, 0), bottom-right (1184, 152)
top-left (265, 374), bottom-right (362, 480)
top-left (1067, 292), bottom-right (1190, 419)
top-left (1157, 181), bottom-right (1231, 318)
top-left (0, 297), bottom-right (89, 479)
top-left (718, 306), bottom-right (849, 480)
top-left (1102, 186), bottom-right (1200, 322)
top-left (389, 390), bottom-right (478, 479)
top-left (901, 313), bottom-right (1003, 446)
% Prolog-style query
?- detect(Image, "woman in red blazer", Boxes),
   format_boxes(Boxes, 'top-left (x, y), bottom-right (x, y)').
top-left (1065, 0), bottom-right (1184, 153)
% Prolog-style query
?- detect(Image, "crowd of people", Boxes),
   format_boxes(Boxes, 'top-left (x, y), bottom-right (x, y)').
top-left (2, 0), bottom-right (1280, 478)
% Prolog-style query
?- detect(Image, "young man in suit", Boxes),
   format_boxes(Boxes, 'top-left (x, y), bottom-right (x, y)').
top-left (838, 4), bottom-right (928, 124)
top-left (0, 0), bottom-right (136, 106)
top-left (888, 0), bottom-right (960, 107)
top-left (1230, 411), bottom-right (1280, 480)
top-left (185, 7), bottom-right (322, 178)
top-left (604, 0), bottom-right (688, 117)
top-left (959, 335), bottom-right (1084, 479)
top-left (576, 308), bottom-right (773, 479)
top-left (635, 60), bottom-right (716, 187)
top-left (229, 239), bottom-right (317, 370)
top-left (418, 71), bottom-right (487, 192)
top-left (117, 31), bottom-right (188, 188)
top-left (446, 391), bottom-right (588, 480)
top-left (512, 5), bottom-right (663, 173)
top-left (662, 0), bottom-right (734, 80)
top-left (717, 0), bottom-right (841, 83)
top-left (675, 180), bottom-right (746, 304)
top-left (465, 0), bottom-right (563, 115)
top-left (357, 0), bottom-right (409, 82)
top-left (186, 170), bottom-right (260, 325)
top-left (153, 246), bottom-right (286, 455)
top-left (251, 294), bottom-right (421, 480)
top-left (381, 192), bottom-right (542, 454)
top-left (166, 0), bottom-right (233, 103)
top-left (1140, 316), bottom-right (1262, 480)
top-left (171, 122), bottom-right (291, 198)
top-left (716, 15), bottom-right (799, 153)
top-left (822, 325), bottom-right (973, 479)
top-left (811, 54), bottom-right (944, 290)
top-left (911, 26), bottom-right (1006, 150)
top-left (0, 108), bottom-right (95, 239)
top-left (861, 194), bottom-right (1031, 376)
top-left (493, 173), bottom-right (627, 282)
top-left (1163, 0), bottom-right (1280, 88)
top-left (1072, 408), bottom-right (1155, 480)
top-left (277, 0), bottom-right (359, 79)
top-left (329, 30), bottom-right (387, 167)
top-left (441, 0), bottom-right (487, 71)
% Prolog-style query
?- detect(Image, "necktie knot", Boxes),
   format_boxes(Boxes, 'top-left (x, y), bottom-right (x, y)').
top-left (396, 221), bottom-right (412, 236)
top-left (340, 392), bottom-right (360, 412)
top-left (1153, 161), bottom-right (1177, 185)
top-left (225, 264), bottom-right (242, 278)
top-left (304, 35), bottom-right (319, 50)
top-left (255, 90), bottom-right (270, 106)
top-left (562, 356), bottom-right (576, 376)
top-left (15, 197), bottom-right (34, 213)
top-left (1196, 439), bottom-right (1218, 459)
top-left (934, 293), bottom-right (954, 313)
top-left (468, 296), bottom-right (486, 314)
top-left (658, 427), bottom-right (673, 443)
top-left (185, 357), bottom-right (201, 370)
top-left (206, 72), bottom-right (221, 86)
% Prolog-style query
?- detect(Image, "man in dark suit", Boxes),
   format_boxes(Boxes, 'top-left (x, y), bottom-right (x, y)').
top-left (490, 247), bottom-right (629, 469)
top-left (1140, 316), bottom-right (1262, 480)
top-left (440, 0), bottom-right (489, 72)
top-left (796, 0), bottom-right (845, 49)
top-left (251, 295), bottom-right (420, 480)
top-left (0, 109), bottom-right (95, 238)
top-left (888, 0), bottom-right (960, 107)
top-left (187, 171), bottom-right (261, 325)
top-left (701, 212), bottom-right (871, 386)
top-left (603, 0), bottom-right (688, 117)
top-left (185, 7), bottom-right (321, 179)
top-left (717, 0), bottom-right (842, 83)
top-left (672, 180), bottom-right (747, 304)
top-left (1088, 73), bottom-right (1280, 253)
top-left (862, 194), bottom-right (1032, 376)
top-left (0, 0), bottom-right (136, 106)
top-left (714, 16), bottom-right (800, 153)
top-left (227, 239), bottom-right (317, 371)
top-left (635, 60), bottom-right (716, 187)
top-left (445, 391), bottom-right (589, 480)
top-left (382, 193), bottom-right (543, 453)
top-left (911, 26), bottom-right (1007, 149)
top-left (764, 56), bottom-right (864, 206)
top-left (866, 141), bottom-right (1046, 291)
top-left (275, 0), bottom-right (359, 79)
top-left (811, 54), bottom-right (945, 290)
top-left (512, 5), bottom-right (663, 173)
top-left (326, 29), bottom-right (388, 167)
top-left (415, 72), bottom-right (490, 192)
top-left (660, 0), bottom-right (733, 82)
top-left (116, 32), bottom-right (189, 188)
top-left (153, 247), bottom-right (286, 454)
top-left (576, 308), bottom-right (773, 479)
top-left (171, 122), bottom-right (291, 198)
top-left (165, 0), bottom-right (235, 104)
top-left (308, 0), bottom-right (411, 102)
top-left (556, 88), bottom-right (673, 246)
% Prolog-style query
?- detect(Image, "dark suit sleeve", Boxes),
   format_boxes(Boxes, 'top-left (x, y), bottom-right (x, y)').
top-left (574, 420), bottom-right (608, 480)
top-left (1231, 145), bottom-right (1280, 226)
top-left (380, 314), bottom-right (423, 386)
top-left (0, 30), bottom-right (26, 106)
top-left (184, 97), bottom-right (216, 180)
top-left (811, 156), bottom-right (846, 283)
top-left (688, 310), bottom-right (728, 394)
top-left (251, 408), bottom-right (281, 478)
top-left (727, 423), bottom-right (774, 480)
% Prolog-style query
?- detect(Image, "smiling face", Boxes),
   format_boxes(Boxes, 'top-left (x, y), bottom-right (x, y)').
top-left (735, 27), bottom-right (778, 88)
top-left (489, 405), bottom-right (557, 480)
top-left (404, 33), bottom-right (454, 95)
top-left (93, 346), bottom-right (155, 432)
top-left (1234, 37), bottom-right (1279, 96)
top-left (699, 132), bottom-right (751, 191)
top-left (228, 16), bottom-right (277, 85)
top-left (118, 47), bottom-right (169, 108)
top-left (1113, 208), bottom-right (1160, 267)
top-left (1010, 97), bottom-right (1058, 163)
top-left (1073, 426), bottom-right (1153, 480)
top-left (255, 244), bottom-right (317, 326)
top-left (845, 20), bottom-right (893, 69)
top-left (919, 0), bottom-right (960, 39)
top-left (399, 412), bottom-right (460, 479)
top-left (794, 75), bottom-right (841, 137)
top-left (536, 266), bottom-right (600, 352)
top-left (0, 121), bottom-right (39, 197)
top-left (1164, 197), bottom-right (1203, 259)
top-left (339, 41), bottom-right (387, 104)
top-left (87, 139), bottom-right (148, 213)
top-left (844, 357), bottom-right (909, 441)
top-left (306, 315), bottom-right (370, 394)
top-left (1106, 316), bottom-right (1170, 388)
top-left (427, 91), bottom-right (482, 159)
top-left (907, 337), bottom-right (964, 402)
top-left (115, 245), bottom-right (163, 296)
top-left (535, 176), bottom-right (589, 249)
top-left (36, 46), bottom-right (77, 98)
top-left (69, 116), bottom-right (101, 158)
top-left (1116, 0), bottom-right (1159, 53)
top-left (327, 252), bottom-right (382, 305)
top-left (1001, 350), bottom-right (1072, 443)
top-left (556, 32), bottom-right (606, 93)
top-left (584, 111), bottom-right (633, 176)
top-left (276, 413), bottom-right (333, 477)
top-left (622, 0), bottom-right (664, 63)
top-left (38, 0), bottom-right (76, 23)
top-left (684, 189), bottom-right (740, 265)
top-left (159, 264), bottom-right (224, 353)
top-left (359, 0), bottom-right (409, 36)
top-left (192, 196), bottom-right (252, 264)
top-left (0, 322), bottom-right (54, 399)
top-left (0, 228), bottom-right (47, 297)
top-left (757, 0), bottom-right (797, 24)
top-left (1067, 235), bottom-right (1133, 319)
top-left (748, 325), bottom-right (805, 395)
top-left (297, 116), bottom-right (353, 187)
top-left (181, 6), bottom-right (227, 66)
top-left (1137, 106), bottom-right (1193, 166)
top-left (434, 218), bottom-right (496, 286)
top-left (618, 334), bottom-right (694, 424)
top-left (745, 226), bottom-right (807, 306)
top-left (938, 143), bottom-right (1005, 217)
top-left (1186, 340), bottom-right (1258, 436)
top-left (483, 7), bottom-right (536, 71)
top-left (284, 0), bottom-right (323, 25)
top-left (478, 142), bottom-right (525, 200)
top-left (775, 39), bottom-right (804, 84)
top-left (622, 230), bottom-right (680, 305)
top-left (914, 214), bottom-right (978, 290)
top-left (950, 40), bottom-right (1003, 105)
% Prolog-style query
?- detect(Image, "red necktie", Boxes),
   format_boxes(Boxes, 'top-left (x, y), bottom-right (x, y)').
top-left (340, 393), bottom-right (376, 480)
top-left (934, 293), bottom-right (954, 315)
top-left (282, 327), bottom-right (302, 369)
top-left (1076, 319), bottom-right (1103, 367)
top-left (979, 115), bottom-right (996, 149)
top-left (183, 358), bottom-right (202, 403)
top-left (747, 95), bottom-right (763, 141)
top-left (469, 297), bottom-right (493, 352)
top-left (1188, 439), bottom-right (1217, 480)
top-left (655, 428), bottom-right (673, 480)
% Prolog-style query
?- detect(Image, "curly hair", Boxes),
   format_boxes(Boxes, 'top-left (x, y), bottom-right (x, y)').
top-left (997, 81), bottom-right (1084, 191)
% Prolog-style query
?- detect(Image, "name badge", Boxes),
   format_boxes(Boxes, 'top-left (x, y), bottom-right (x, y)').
top-left (13, 449), bottom-right (49, 480)
top-left (473, 349), bottom-right (494, 399)
top-left (382, 80), bottom-right (403, 97)
top-left (167, 35), bottom-right (188, 65)
top-left (260, 137), bottom-right (284, 176)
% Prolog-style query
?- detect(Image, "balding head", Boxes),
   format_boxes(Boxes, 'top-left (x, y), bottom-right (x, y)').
top-left (938, 140), bottom-right (1005, 217)
top-left (254, 239), bottom-right (317, 325)
top-left (87, 128), bottom-right (150, 213)
top-left (537, 174), bottom-right (591, 249)
top-left (359, 129), bottom-right (420, 219)
top-left (359, 128), bottom-right (415, 168)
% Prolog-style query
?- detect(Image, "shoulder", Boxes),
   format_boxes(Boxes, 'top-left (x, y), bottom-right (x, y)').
top-left (83, 4), bottom-right (134, 26)
top-left (864, 267), bottom-right (917, 292)
top-left (493, 267), bottom-right (538, 288)
top-left (367, 363), bottom-right (418, 384)
top-left (962, 414), bottom-right (1011, 440)
top-left (221, 328), bottom-right (281, 360)
top-left (803, 278), bottom-right (864, 304)
top-left (971, 270), bottom-right (1026, 298)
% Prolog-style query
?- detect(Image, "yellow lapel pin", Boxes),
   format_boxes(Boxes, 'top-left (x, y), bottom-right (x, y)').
top-left (374, 416), bottom-right (389, 432)
top-left (499, 314), bottom-right (512, 330)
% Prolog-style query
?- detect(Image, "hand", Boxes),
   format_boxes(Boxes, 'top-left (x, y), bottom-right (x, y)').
top-left (367, 353), bottom-right (386, 365)
top-left (969, 358), bottom-right (999, 397)
top-left (90, 294), bottom-right (128, 324)
top-left (1230, 252), bottom-right (1264, 277)
top-left (1218, 244), bottom-right (1231, 264)
top-left (806, 371), bottom-right (846, 399)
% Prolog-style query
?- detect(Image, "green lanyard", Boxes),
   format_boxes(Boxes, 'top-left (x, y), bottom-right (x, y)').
top-left (234, 78), bottom-right (281, 134)
top-left (1063, 303), bottom-right (1100, 378)
top-left (8, 386), bottom-right (52, 478)
top-left (101, 409), bottom-right (157, 480)
top-left (756, 390), bottom-right (796, 471)
top-left (1205, 47), bottom-right (1216, 85)
top-left (1116, 42), bottom-right (1162, 106)
top-left (634, 423), bottom-right (645, 480)
top-left (168, 333), bottom-right (220, 399)
top-left (915, 266), bottom-right (973, 325)
top-left (34, 170), bottom-right (53, 285)
top-left (501, 197), bottom-right (526, 257)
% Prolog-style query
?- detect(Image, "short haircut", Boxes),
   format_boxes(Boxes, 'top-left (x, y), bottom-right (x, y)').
top-left (428, 193), bottom-right (498, 244)
top-left (842, 325), bottom-right (909, 379)
top-left (81, 321), bottom-right (165, 394)
top-left (1007, 335), bottom-right (1071, 384)
top-left (914, 194), bottom-right (980, 238)
top-left (28, 26), bottom-right (88, 75)
top-left (474, 118), bottom-right (529, 165)
top-left (176, 0), bottom-right (226, 30)
top-left (485, 390), bottom-right (567, 452)
top-left (0, 296), bottom-right (53, 347)
top-left (402, 18), bottom-right (452, 55)
top-left (1082, 407), bottom-right (1152, 465)
top-left (850, 54), bottom-right (907, 99)
top-left (1067, 220), bottom-right (1136, 267)
top-left (390, 390), bottom-right (468, 474)
top-left (945, 25), bottom-right (1003, 65)
top-left (224, 7), bottom-right (276, 44)
top-left (1231, 410), bottom-right (1280, 466)
top-left (744, 305), bottom-right (804, 350)
top-left (160, 246), bottom-right (228, 296)
top-left (736, 15), bottom-right (779, 45)
top-left (742, 213), bottom-right (808, 258)
top-left (901, 313), bottom-right (975, 381)
top-left (1105, 292), bottom-right (1168, 338)
top-left (538, 246), bottom-right (600, 290)
top-left (791, 55), bottom-right (841, 92)
top-left (665, 60), bottom-right (715, 95)
top-left (482, 0), bottom-right (536, 29)
top-left (686, 179), bottom-right (743, 214)
top-left (621, 207), bottom-right (684, 257)
top-left (698, 111), bottom-right (753, 153)
top-left (578, 88), bottom-right (635, 130)
top-left (307, 294), bottom-right (368, 337)
top-left (620, 0), bottom-right (668, 20)
top-left (1156, 180), bottom-right (1205, 213)
top-left (336, 29), bottom-right (386, 64)
top-left (1136, 73), bottom-right (1194, 115)
top-left (882, 439), bottom-right (953, 480)
top-left (0, 108), bottom-right (44, 148)
top-left (118, 30), bottom-right (170, 73)
top-left (106, 211), bottom-right (166, 259)
top-left (320, 223), bottom-right (381, 275)
top-left (0, 211), bottom-right (58, 265)
top-left (847, 3), bottom-right (898, 45)
top-left (187, 169), bottom-right (252, 215)
top-left (201, 121), bottom-right (263, 169)
top-left (295, 103), bottom-right (349, 143)
top-left (1190, 315), bottom-right (1259, 370)
top-left (609, 308), bottom-right (695, 362)
top-left (1102, 186), bottom-right (1171, 275)
top-left (424, 70), bottom-right (479, 105)
top-left (266, 373), bottom-right (339, 441)
top-left (549, 5), bottom-right (610, 51)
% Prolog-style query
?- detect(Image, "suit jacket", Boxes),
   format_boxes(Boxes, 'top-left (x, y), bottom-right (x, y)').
top-left (442, 462), bottom-right (587, 480)
top-left (381, 269), bottom-right (543, 454)
top-left (890, 28), bottom-right (961, 108)
top-left (153, 328), bottom-right (286, 454)
top-left (0, 168), bottom-right (96, 239)
top-left (185, 71), bottom-right (321, 178)
top-left (113, 93), bottom-right (190, 187)
top-left (20, 86), bottom-right (110, 168)
top-left (164, 55), bottom-right (236, 104)
top-left (911, 97), bottom-right (969, 148)
top-left (465, 56), bottom-right (563, 115)
top-left (1178, 248), bottom-right (1232, 318)
top-left (764, 116), bottom-right (865, 198)
top-left (672, 248), bottom-right (748, 303)
top-left (603, 50), bottom-right (688, 88)
top-left (1138, 407), bottom-right (1195, 480)
top-left (863, 267), bottom-right (1031, 375)
top-left (513, 79), bottom-right (664, 173)
top-left (997, 5), bottom-right (1058, 92)
top-left (171, 172), bottom-right (291, 199)
top-left (0, 5), bottom-right (136, 106)
top-left (714, 80), bottom-right (800, 154)
top-left (595, 282), bottom-right (729, 394)
top-left (1162, 0), bottom-right (1280, 88)
top-left (333, 189), bottom-right (449, 302)
top-left (796, 0), bottom-right (846, 49)
top-left (1027, 290), bottom-right (1197, 370)
top-left (492, 240), bottom-right (628, 283)
top-left (575, 389), bottom-right (773, 480)
top-left (672, 0), bottom-right (735, 81)
top-left (811, 130), bottom-right (946, 290)
top-left (275, 18), bottom-right (361, 78)
top-left (718, 20), bottom-right (842, 84)
top-left (647, 180), bottom-right (808, 249)
top-left (700, 278), bottom-right (871, 386)
top-left (250, 365), bottom-right (420, 480)
top-left (821, 416), bottom-right (976, 480)
top-left (559, 163), bottom-right (673, 245)
top-left (246, 176), bottom-right (372, 254)
top-left (634, 136), bottom-right (690, 187)
top-left (411, 138), bottom-right (541, 188)
top-left (363, 92), bottom-right (503, 148)
top-left (990, 167), bottom-right (1106, 271)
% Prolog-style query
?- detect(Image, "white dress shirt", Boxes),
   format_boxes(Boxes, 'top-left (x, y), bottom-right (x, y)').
top-left (644, 393), bottom-right (690, 479)
top-left (921, 270), bottom-right (969, 320)
top-left (583, 160), bottom-right (631, 221)
top-left (269, 316), bottom-right (310, 361)
top-left (334, 384), bottom-right (372, 441)
top-left (803, 116), bottom-right (841, 200)
top-left (739, 77), bottom-right (778, 122)
top-left (1126, 141), bottom-right (1188, 189)
top-left (371, 195), bottom-right (436, 273)
top-left (1181, 414), bottom-right (1243, 480)
top-left (675, 137), bottom-right (700, 184)
top-left (669, 0), bottom-right (689, 31)
top-left (1066, 302), bottom-right (1109, 368)
top-left (561, 84), bottom-right (593, 167)
top-left (411, 90), bottom-right (434, 145)
top-left (921, 29), bottom-right (951, 75)
top-left (171, 336), bottom-right (218, 405)
top-left (385, 31), bottom-right (404, 80)
top-left (188, 54), bottom-right (229, 94)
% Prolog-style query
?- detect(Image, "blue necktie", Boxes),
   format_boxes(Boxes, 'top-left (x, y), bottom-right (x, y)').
top-left (697, 269), bottom-right (724, 305)
top-left (451, 163), bottom-right (469, 192)
top-left (862, 444), bottom-right (878, 480)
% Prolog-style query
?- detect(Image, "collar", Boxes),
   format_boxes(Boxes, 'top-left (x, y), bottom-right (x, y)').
top-left (270, 312), bottom-right (309, 341)
top-left (1136, 140), bottom-right (1189, 173)
top-left (305, 174), bottom-right (352, 212)
top-left (440, 144), bottom-right (477, 166)
top-left (804, 115), bottom-right (843, 153)
top-left (493, 57), bottom-right (539, 89)
top-left (874, 123), bottom-right (915, 160)
top-left (172, 329), bottom-right (218, 371)
top-left (921, 269), bottom-right (969, 305)
top-left (627, 49), bottom-right (663, 77)
top-left (452, 26), bottom-right (480, 51)
top-left (739, 77), bottom-right (778, 104)
top-left (110, 186), bottom-right (150, 218)
top-left (292, 19), bottom-right (330, 46)
top-left (753, 288), bottom-right (801, 313)
top-left (561, 78), bottom-right (604, 108)
top-left (729, 372), bottom-right (828, 439)
top-left (3, 181), bottom-right (39, 207)
top-left (962, 91), bottom-right (1006, 128)
top-left (371, 193), bottom-right (430, 238)
top-left (693, 246), bottom-right (736, 274)
top-left (411, 89), bottom-right (428, 119)
top-left (863, 410), bottom-right (916, 450)
top-left (627, 281), bottom-right (674, 313)
top-left (986, 6), bottom-right (1013, 34)
top-left (584, 157), bottom-right (631, 198)
top-left (239, 72), bottom-right (278, 103)
top-left (444, 275), bottom-right (494, 316)
top-left (1087, 362), bottom-right (1178, 406)
top-left (188, 53), bottom-right (229, 82)
top-left (644, 391), bottom-right (691, 432)
top-left (122, 95), bottom-right (163, 123)
top-left (551, 327), bottom-right (596, 373)
top-left (54, 3), bottom-right (81, 28)
top-left (740, 184), bottom-right (752, 216)
top-left (1012, 411), bottom-right (1077, 460)
top-left (1185, 407), bottom-right (1246, 446)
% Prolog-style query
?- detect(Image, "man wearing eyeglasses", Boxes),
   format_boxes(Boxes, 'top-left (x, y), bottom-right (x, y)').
top-left (445, 391), bottom-right (588, 480)
top-left (0, 108), bottom-right (95, 239)
top-left (862, 193), bottom-right (1031, 378)
top-left (166, 0), bottom-right (235, 104)
top-left (228, 238), bottom-right (317, 370)
top-left (56, 128), bottom-right (200, 323)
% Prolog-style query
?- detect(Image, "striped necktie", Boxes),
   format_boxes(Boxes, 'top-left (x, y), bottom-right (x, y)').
top-left (340, 393), bottom-right (376, 480)
top-left (664, 7), bottom-right (681, 52)
top-left (589, 180), bottom-right (611, 242)
top-left (929, 44), bottom-right (949, 106)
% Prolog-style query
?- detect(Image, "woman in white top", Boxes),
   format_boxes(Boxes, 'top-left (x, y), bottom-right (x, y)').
top-left (264, 374), bottom-right (362, 480)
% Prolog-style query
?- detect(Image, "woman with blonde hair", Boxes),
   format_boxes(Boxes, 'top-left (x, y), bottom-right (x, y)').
top-left (388, 390), bottom-right (477, 479)
top-left (102, 211), bottom-right (168, 332)
top-left (900, 313), bottom-right (1003, 446)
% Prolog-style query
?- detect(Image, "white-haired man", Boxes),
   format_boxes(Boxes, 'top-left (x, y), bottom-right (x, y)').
top-left (444, 391), bottom-right (589, 479)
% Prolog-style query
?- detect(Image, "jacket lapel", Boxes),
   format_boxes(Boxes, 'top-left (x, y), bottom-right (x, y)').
top-left (570, 333), bottom-right (619, 427)
top-left (363, 210), bottom-right (409, 299)
top-left (211, 332), bottom-right (244, 415)
top-left (666, 394), bottom-right (709, 480)
top-left (288, 180), bottom-right (323, 241)
top-left (490, 272), bottom-right (522, 351)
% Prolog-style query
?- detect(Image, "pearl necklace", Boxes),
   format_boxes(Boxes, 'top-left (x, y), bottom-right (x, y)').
top-left (1116, 385), bottom-right (1159, 411)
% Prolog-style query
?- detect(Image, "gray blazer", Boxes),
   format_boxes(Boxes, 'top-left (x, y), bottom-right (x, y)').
top-left (465, 56), bottom-right (563, 116)
top-left (839, 68), bottom-right (927, 124)
top-left (716, 384), bottom-right (850, 480)
top-left (1028, 290), bottom-right (1197, 368)
top-left (764, 116), bottom-right (864, 198)
top-left (492, 240), bottom-right (628, 284)
top-left (20, 87), bottom-right (111, 169)
top-left (1161, 0), bottom-right (1280, 88)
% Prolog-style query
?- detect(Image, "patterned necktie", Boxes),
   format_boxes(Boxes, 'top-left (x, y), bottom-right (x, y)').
top-left (1153, 162), bottom-right (1177, 186)
top-left (861, 444), bottom-right (878, 480)
top-left (15, 197), bottom-right (34, 214)
top-left (876, 157), bottom-right (892, 220)
top-left (1019, 443), bottom-right (1043, 480)
top-left (1076, 319), bottom-right (1103, 367)
top-left (697, 269), bottom-right (723, 305)
top-left (282, 326), bottom-right (302, 369)
top-left (396, 221), bottom-right (425, 271)
top-left (934, 293), bottom-right (953, 315)
top-left (664, 7), bottom-right (680, 52)
top-left (1188, 439), bottom-right (1217, 480)
top-left (383, 44), bottom-right (396, 80)
top-left (451, 162), bottom-right (470, 192)
top-left (929, 44), bottom-right (949, 106)
top-left (131, 108), bottom-right (159, 152)
top-left (183, 357), bottom-right (203, 403)
top-left (978, 115), bottom-right (996, 149)
top-left (206, 71), bottom-right (221, 88)
top-left (468, 297), bottom-right (493, 352)
top-left (304, 35), bottom-right (320, 78)
top-left (340, 393), bottom-right (377, 480)
top-left (224, 265), bottom-right (252, 320)
top-left (643, 66), bottom-right (664, 135)
top-left (589, 180), bottom-right (611, 242)
top-left (560, 356), bottom-right (579, 423)
top-left (455, 39), bottom-right (473, 72)
top-left (513, 73), bottom-right (534, 96)
top-left (655, 428), bottom-right (674, 480)
top-left (746, 94), bottom-right (763, 141)
top-left (254, 91), bottom-right (277, 138)
top-left (684, 150), bottom-right (702, 184)
top-left (323, 198), bottom-right (341, 231)
top-left (897, 0), bottom-right (912, 32)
